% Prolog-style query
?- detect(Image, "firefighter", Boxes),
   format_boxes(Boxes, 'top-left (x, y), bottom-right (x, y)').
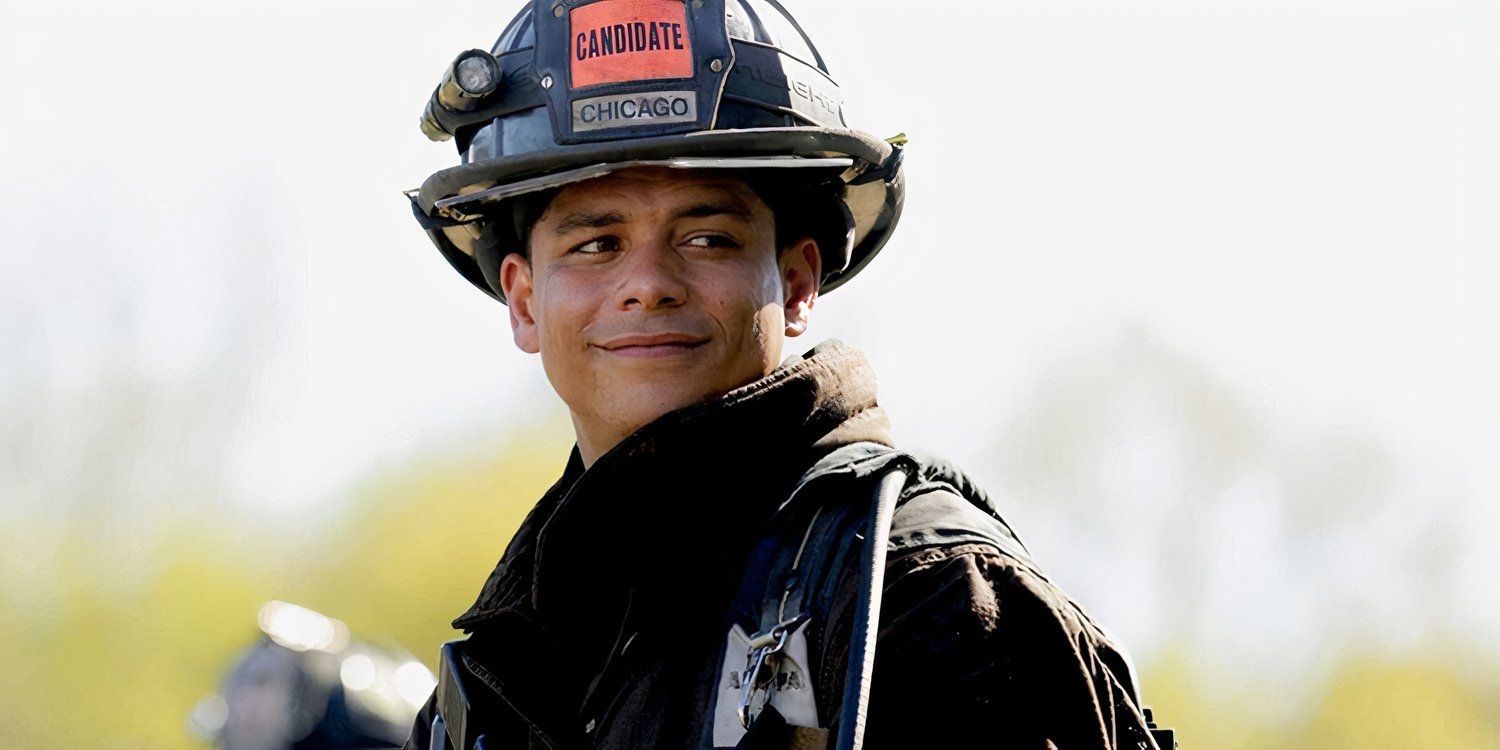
top-left (403, 1), bottom-right (1174, 748)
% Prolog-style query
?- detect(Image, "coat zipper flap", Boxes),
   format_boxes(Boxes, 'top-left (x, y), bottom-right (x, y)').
top-left (456, 620), bottom-right (587, 750)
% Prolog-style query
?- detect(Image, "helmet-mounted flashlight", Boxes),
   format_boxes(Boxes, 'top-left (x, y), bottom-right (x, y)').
top-left (420, 49), bottom-right (502, 142)
top-left (444, 50), bottom-right (500, 105)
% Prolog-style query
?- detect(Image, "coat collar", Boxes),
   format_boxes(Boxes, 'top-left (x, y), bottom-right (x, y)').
top-left (451, 337), bottom-right (893, 631)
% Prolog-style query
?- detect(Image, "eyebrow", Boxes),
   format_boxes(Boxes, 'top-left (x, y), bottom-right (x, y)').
top-left (674, 201), bottom-right (754, 221)
top-left (549, 199), bottom-right (755, 236)
top-left (553, 211), bottom-right (626, 235)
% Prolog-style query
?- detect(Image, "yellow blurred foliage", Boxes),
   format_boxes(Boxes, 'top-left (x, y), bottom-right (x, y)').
top-left (299, 414), bottom-right (576, 668)
top-left (1293, 659), bottom-right (1500, 749)
top-left (0, 524), bottom-right (280, 749)
top-left (0, 412), bottom-right (573, 749)
top-left (1140, 650), bottom-right (1500, 750)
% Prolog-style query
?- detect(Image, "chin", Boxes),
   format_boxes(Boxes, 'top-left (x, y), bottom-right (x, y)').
top-left (617, 382), bottom-right (723, 424)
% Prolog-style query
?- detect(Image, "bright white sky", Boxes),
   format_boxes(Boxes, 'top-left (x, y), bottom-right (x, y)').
top-left (3, 0), bottom-right (1497, 682)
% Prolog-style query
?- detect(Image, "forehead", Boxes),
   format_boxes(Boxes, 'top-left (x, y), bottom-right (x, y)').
top-left (540, 166), bottom-right (768, 217)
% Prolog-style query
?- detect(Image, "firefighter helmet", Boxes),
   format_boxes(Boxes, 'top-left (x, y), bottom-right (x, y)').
top-left (408, 0), bottom-right (906, 305)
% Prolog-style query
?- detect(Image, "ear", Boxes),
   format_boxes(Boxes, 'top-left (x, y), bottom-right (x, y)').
top-left (780, 236), bottom-right (821, 338)
top-left (499, 253), bottom-right (541, 354)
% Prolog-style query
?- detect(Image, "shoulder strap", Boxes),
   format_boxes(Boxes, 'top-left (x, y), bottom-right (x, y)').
top-left (717, 445), bottom-right (1183, 750)
top-left (714, 442), bottom-right (916, 750)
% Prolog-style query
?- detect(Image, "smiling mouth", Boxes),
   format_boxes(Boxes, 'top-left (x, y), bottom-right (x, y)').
top-left (598, 341), bottom-right (708, 358)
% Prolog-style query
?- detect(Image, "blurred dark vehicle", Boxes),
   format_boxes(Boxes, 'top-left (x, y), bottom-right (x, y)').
top-left (188, 601), bottom-right (434, 749)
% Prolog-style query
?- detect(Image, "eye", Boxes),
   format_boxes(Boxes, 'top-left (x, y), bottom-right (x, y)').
top-left (682, 234), bottom-right (740, 250)
top-left (570, 236), bottom-right (622, 255)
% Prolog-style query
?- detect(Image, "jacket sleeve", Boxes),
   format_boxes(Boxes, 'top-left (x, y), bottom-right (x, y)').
top-left (855, 541), bottom-right (1160, 750)
top-left (403, 687), bottom-right (441, 750)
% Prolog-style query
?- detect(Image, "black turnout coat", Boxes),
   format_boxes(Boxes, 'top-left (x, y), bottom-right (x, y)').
top-left (403, 338), bottom-right (1161, 750)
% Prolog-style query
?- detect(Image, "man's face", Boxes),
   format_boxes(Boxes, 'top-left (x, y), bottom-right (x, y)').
top-left (498, 167), bottom-right (821, 459)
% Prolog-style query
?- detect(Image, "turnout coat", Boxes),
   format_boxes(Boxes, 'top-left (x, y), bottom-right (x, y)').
top-left (403, 338), bottom-right (1161, 749)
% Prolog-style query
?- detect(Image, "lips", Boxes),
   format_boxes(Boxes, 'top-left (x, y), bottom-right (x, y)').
top-left (595, 332), bottom-right (709, 359)
top-left (598, 333), bottom-right (709, 350)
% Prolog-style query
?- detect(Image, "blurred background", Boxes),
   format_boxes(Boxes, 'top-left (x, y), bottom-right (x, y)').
top-left (2, 0), bottom-right (1497, 746)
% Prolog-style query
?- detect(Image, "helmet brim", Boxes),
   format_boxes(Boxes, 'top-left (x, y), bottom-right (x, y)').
top-left (408, 126), bottom-right (904, 305)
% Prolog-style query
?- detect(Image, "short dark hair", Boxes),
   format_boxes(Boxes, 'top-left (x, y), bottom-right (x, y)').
top-left (741, 172), bottom-right (842, 259)
top-left (511, 187), bottom-right (562, 261)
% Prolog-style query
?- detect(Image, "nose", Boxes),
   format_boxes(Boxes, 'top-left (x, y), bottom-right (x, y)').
top-left (615, 236), bottom-right (689, 310)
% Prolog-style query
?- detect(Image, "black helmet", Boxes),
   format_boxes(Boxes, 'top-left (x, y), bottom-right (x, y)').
top-left (409, 0), bottom-right (906, 305)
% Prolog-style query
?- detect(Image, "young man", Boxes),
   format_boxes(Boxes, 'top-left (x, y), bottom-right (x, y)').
top-left (404, 1), bottom-right (1172, 748)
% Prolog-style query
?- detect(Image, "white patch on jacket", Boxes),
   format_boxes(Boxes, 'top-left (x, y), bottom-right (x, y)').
top-left (711, 619), bottom-right (821, 747)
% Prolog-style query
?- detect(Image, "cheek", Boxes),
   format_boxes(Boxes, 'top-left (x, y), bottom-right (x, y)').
top-left (701, 264), bottom-right (784, 355)
top-left (534, 268), bottom-right (594, 325)
top-left (709, 257), bottom-right (782, 309)
top-left (531, 273), bottom-right (599, 363)
top-left (760, 252), bottom-right (791, 303)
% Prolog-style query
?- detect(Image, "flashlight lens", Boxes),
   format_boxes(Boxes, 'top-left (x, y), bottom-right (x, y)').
top-left (456, 55), bottom-right (496, 94)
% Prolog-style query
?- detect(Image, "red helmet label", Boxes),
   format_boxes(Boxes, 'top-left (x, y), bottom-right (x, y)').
top-left (569, 0), bottom-right (694, 89)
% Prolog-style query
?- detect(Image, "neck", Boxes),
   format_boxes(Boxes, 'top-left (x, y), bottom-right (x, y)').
top-left (569, 413), bottom-right (614, 470)
top-left (570, 408), bottom-right (662, 469)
